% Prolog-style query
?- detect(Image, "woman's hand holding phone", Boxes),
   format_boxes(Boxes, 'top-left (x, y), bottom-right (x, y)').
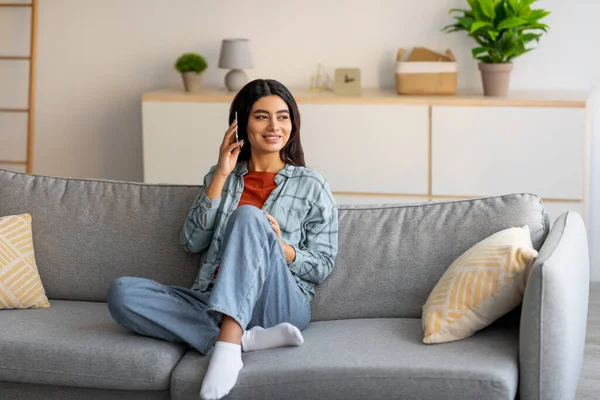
top-left (206, 116), bottom-right (244, 199)
top-left (215, 118), bottom-right (244, 179)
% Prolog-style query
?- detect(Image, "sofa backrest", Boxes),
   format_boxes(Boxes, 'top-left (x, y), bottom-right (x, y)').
top-left (0, 169), bottom-right (549, 318)
top-left (309, 194), bottom-right (549, 321)
top-left (0, 169), bottom-right (201, 301)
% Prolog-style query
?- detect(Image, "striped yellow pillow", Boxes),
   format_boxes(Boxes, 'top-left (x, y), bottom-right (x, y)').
top-left (0, 213), bottom-right (50, 309)
top-left (422, 226), bottom-right (537, 344)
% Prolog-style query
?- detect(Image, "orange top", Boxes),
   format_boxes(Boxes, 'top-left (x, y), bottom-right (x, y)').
top-left (237, 171), bottom-right (278, 209)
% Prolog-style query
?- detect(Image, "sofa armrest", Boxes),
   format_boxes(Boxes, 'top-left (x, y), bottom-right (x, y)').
top-left (519, 211), bottom-right (590, 400)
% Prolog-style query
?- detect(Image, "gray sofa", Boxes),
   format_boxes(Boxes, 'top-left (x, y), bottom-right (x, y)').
top-left (0, 168), bottom-right (590, 400)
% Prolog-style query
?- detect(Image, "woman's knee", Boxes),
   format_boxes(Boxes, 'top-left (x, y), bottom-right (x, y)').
top-left (106, 277), bottom-right (147, 318)
top-left (107, 276), bottom-right (135, 301)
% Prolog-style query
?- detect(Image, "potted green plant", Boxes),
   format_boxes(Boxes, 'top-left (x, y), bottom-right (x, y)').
top-left (175, 53), bottom-right (208, 93)
top-left (442, 0), bottom-right (550, 96)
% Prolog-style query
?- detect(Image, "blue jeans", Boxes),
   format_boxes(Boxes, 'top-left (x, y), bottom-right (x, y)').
top-left (106, 205), bottom-right (311, 355)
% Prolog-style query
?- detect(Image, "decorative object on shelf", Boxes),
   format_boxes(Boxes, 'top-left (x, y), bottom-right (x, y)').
top-left (395, 47), bottom-right (458, 95)
top-left (218, 38), bottom-right (253, 92)
top-left (333, 68), bottom-right (361, 96)
top-left (175, 53), bottom-right (208, 93)
top-left (442, 0), bottom-right (550, 97)
top-left (309, 63), bottom-right (333, 92)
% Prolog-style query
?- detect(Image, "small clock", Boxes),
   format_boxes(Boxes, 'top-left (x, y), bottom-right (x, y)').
top-left (333, 68), bottom-right (361, 96)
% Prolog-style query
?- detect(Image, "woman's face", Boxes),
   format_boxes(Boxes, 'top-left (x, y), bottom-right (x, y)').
top-left (246, 95), bottom-right (292, 157)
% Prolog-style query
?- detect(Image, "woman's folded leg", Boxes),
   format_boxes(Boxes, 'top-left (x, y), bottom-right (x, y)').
top-left (106, 276), bottom-right (220, 356)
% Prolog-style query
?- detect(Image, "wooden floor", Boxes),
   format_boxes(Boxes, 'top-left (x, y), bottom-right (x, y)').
top-left (577, 283), bottom-right (600, 400)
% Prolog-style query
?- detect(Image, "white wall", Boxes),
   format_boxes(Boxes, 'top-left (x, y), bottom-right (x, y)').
top-left (1, 0), bottom-right (599, 279)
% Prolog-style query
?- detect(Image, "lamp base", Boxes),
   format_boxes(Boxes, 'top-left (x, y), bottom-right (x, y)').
top-left (224, 69), bottom-right (248, 92)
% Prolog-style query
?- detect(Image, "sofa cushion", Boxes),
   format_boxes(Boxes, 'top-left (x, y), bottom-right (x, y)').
top-left (171, 316), bottom-right (519, 400)
top-left (0, 382), bottom-right (170, 400)
top-left (0, 213), bottom-right (50, 309)
top-left (422, 225), bottom-right (538, 344)
top-left (0, 300), bottom-right (186, 390)
top-left (311, 193), bottom-right (549, 321)
top-left (0, 168), bottom-right (201, 301)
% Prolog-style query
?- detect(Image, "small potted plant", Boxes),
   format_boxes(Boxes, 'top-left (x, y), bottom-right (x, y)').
top-left (175, 53), bottom-right (208, 93)
top-left (442, 0), bottom-right (550, 96)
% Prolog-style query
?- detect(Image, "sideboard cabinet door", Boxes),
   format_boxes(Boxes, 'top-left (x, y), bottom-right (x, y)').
top-left (431, 106), bottom-right (585, 200)
top-left (143, 102), bottom-right (229, 185)
top-left (300, 104), bottom-right (430, 195)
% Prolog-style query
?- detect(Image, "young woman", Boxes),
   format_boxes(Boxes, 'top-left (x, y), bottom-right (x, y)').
top-left (106, 79), bottom-right (339, 400)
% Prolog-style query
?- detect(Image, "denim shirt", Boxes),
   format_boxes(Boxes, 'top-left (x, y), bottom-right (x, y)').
top-left (180, 161), bottom-right (339, 300)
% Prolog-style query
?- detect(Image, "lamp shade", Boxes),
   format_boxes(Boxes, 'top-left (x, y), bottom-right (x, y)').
top-left (218, 39), bottom-right (253, 69)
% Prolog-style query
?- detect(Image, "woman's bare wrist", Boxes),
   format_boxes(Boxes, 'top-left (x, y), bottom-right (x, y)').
top-left (281, 241), bottom-right (296, 263)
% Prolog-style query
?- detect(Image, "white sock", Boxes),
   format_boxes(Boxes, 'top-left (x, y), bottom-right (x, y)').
top-left (199, 341), bottom-right (243, 400)
top-left (241, 322), bottom-right (304, 352)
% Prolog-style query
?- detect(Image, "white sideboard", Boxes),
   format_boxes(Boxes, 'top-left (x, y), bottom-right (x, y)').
top-left (142, 87), bottom-right (590, 225)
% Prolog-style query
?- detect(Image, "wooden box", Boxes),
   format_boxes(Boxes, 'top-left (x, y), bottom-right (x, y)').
top-left (395, 48), bottom-right (458, 95)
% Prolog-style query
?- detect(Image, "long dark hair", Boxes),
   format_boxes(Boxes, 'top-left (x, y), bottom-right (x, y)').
top-left (229, 79), bottom-right (305, 167)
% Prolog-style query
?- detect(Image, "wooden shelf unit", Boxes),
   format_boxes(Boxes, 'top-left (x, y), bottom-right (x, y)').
top-left (142, 87), bottom-right (591, 226)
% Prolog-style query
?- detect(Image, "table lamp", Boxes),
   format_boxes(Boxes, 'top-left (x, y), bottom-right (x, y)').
top-left (218, 38), bottom-right (253, 92)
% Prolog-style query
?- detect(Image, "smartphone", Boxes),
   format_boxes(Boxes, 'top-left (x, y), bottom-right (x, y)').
top-left (234, 111), bottom-right (242, 152)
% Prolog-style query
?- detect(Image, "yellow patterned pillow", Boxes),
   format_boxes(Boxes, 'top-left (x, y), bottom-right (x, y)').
top-left (0, 213), bottom-right (50, 309)
top-left (422, 226), bottom-right (537, 344)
